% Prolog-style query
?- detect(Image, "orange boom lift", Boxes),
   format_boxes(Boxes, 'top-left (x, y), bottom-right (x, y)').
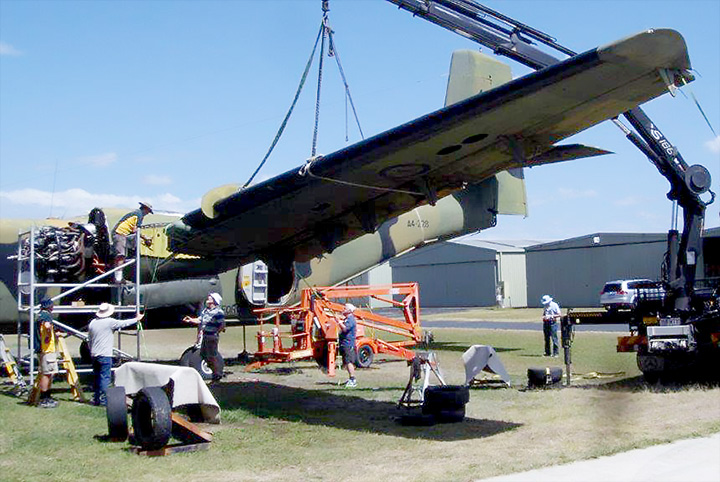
top-left (251, 283), bottom-right (423, 376)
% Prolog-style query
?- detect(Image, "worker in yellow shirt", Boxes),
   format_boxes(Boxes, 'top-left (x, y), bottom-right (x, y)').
top-left (36, 299), bottom-right (59, 408)
top-left (112, 202), bottom-right (153, 283)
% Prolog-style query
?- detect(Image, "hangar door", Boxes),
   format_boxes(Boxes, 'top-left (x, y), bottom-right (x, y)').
top-left (393, 260), bottom-right (497, 307)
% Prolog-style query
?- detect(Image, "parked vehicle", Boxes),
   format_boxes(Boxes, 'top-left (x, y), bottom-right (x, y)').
top-left (600, 279), bottom-right (664, 310)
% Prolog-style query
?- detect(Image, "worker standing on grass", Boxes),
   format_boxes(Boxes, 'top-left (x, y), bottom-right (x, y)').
top-left (35, 299), bottom-right (60, 408)
top-left (183, 292), bottom-right (225, 383)
top-left (112, 202), bottom-right (153, 284)
top-left (87, 303), bottom-right (144, 406)
top-left (338, 303), bottom-right (358, 388)
top-left (541, 295), bottom-right (561, 357)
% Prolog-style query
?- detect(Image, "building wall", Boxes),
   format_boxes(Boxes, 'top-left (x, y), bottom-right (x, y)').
top-left (526, 235), bottom-right (666, 308)
top-left (390, 242), bottom-right (498, 307)
top-left (392, 260), bottom-right (497, 307)
top-left (498, 252), bottom-right (527, 307)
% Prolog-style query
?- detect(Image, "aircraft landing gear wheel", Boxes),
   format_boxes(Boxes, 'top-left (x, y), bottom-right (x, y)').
top-left (106, 386), bottom-right (128, 441)
top-left (356, 344), bottom-right (374, 369)
top-left (180, 346), bottom-right (216, 380)
top-left (131, 387), bottom-right (172, 451)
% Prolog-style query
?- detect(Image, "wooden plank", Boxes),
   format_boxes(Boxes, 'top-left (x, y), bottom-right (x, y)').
top-left (131, 442), bottom-right (211, 457)
top-left (171, 412), bottom-right (213, 444)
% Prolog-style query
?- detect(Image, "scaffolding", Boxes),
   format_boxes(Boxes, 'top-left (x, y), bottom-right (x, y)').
top-left (15, 224), bottom-right (143, 385)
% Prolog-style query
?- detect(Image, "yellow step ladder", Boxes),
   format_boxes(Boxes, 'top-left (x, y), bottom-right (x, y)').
top-left (1, 334), bottom-right (28, 395)
top-left (28, 335), bottom-right (85, 405)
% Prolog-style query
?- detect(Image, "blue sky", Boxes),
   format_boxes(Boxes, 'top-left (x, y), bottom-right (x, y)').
top-left (1, 0), bottom-right (718, 241)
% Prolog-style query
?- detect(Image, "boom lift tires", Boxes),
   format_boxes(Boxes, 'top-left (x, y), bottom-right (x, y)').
top-left (356, 344), bottom-right (374, 369)
top-left (131, 387), bottom-right (172, 451)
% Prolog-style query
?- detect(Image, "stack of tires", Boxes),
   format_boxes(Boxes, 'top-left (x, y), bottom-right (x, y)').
top-left (421, 385), bottom-right (470, 423)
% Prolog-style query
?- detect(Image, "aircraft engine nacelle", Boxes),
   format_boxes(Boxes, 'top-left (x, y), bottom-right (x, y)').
top-left (122, 277), bottom-right (222, 311)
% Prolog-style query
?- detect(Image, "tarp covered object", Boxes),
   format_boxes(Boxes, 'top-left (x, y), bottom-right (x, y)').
top-left (462, 345), bottom-right (511, 386)
top-left (115, 362), bottom-right (220, 423)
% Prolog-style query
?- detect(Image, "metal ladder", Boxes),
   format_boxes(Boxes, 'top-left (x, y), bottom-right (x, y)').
top-left (0, 334), bottom-right (28, 395)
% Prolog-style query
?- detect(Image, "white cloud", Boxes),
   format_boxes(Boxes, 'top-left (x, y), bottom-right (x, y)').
top-left (78, 152), bottom-right (117, 168)
top-left (0, 188), bottom-right (197, 218)
top-left (143, 174), bottom-right (172, 186)
top-left (0, 41), bottom-right (22, 56)
top-left (705, 136), bottom-right (720, 154)
top-left (558, 188), bottom-right (597, 199)
top-left (614, 196), bottom-right (644, 207)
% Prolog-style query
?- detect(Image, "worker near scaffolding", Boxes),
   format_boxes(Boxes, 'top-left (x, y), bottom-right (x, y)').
top-left (112, 201), bottom-right (153, 283)
top-left (338, 303), bottom-right (358, 388)
top-left (36, 298), bottom-right (59, 408)
top-left (88, 303), bottom-right (144, 406)
top-left (183, 292), bottom-right (225, 382)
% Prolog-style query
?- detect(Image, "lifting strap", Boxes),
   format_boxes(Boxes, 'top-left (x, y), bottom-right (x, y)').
top-left (244, 0), bottom-right (364, 188)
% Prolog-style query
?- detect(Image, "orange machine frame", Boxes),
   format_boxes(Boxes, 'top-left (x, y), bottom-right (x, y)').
top-left (251, 283), bottom-right (423, 376)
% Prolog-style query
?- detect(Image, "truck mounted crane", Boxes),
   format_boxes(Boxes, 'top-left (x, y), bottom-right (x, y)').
top-left (387, 0), bottom-right (719, 381)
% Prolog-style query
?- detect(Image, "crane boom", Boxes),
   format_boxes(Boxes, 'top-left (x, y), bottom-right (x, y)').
top-left (387, 0), bottom-right (714, 310)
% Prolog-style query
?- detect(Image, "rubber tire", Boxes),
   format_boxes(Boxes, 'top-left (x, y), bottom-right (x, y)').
top-left (527, 367), bottom-right (563, 387)
top-left (79, 340), bottom-right (92, 365)
top-left (106, 386), bottom-right (128, 441)
top-left (180, 346), bottom-right (216, 380)
top-left (131, 387), bottom-right (172, 451)
top-left (356, 344), bottom-right (374, 369)
top-left (423, 385), bottom-right (470, 407)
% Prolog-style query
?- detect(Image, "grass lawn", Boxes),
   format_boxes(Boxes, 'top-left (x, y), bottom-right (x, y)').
top-left (1, 325), bottom-right (719, 482)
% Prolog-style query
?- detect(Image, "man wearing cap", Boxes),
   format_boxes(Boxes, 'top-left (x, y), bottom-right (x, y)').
top-left (111, 202), bottom-right (154, 283)
top-left (541, 295), bottom-right (561, 357)
top-left (183, 293), bottom-right (225, 382)
top-left (337, 303), bottom-right (358, 388)
top-left (35, 299), bottom-right (60, 408)
top-left (87, 303), bottom-right (144, 406)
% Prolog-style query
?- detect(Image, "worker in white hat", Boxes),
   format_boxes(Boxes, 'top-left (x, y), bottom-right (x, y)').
top-left (541, 295), bottom-right (561, 357)
top-left (87, 303), bottom-right (144, 406)
top-left (183, 292), bottom-right (225, 382)
top-left (337, 303), bottom-right (358, 388)
top-left (111, 202), bottom-right (154, 284)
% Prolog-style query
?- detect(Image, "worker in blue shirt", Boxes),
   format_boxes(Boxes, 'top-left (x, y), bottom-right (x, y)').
top-left (338, 303), bottom-right (358, 388)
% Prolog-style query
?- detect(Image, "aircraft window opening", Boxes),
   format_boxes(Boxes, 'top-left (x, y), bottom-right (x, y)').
top-left (462, 133), bottom-right (489, 144)
top-left (437, 145), bottom-right (462, 156)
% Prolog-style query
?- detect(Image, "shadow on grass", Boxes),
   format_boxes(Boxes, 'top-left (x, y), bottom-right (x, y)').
top-left (572, 375), bottom-right (720, 392)
top-left (212, 380), bottom-right (522, 441)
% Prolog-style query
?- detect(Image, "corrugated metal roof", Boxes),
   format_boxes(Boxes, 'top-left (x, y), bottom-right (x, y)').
top-left (526, 232), bottom-right (666, 251)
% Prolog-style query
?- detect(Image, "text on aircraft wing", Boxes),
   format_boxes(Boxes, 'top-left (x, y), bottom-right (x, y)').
top-left (167, 29), bottom-right (691, 268)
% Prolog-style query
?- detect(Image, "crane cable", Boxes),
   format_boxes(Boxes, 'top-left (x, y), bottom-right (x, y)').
top-left (244, 0), bottom-right (364, 188)
top-left (242, 23), bottom-right (324, 189)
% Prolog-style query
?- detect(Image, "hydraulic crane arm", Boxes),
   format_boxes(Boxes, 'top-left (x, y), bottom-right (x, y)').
top-left (387, 0), bottom-right (714, 310)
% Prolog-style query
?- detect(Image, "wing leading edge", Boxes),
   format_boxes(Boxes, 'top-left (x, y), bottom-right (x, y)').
top-left (167, 29), bottom-right (691, 271)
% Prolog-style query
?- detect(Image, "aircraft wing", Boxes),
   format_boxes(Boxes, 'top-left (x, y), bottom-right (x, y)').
top-left (167, 29), bottom-right (691, 270)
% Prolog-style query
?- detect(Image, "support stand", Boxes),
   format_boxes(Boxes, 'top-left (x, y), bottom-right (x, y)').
top-left (398, 351), bottom-right (445, 408)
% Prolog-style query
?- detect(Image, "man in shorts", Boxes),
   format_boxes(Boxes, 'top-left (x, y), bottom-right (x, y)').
top-left (36, 298), bottom-right (59, 408)
top-left (337, 303), bottom-right (358, 388)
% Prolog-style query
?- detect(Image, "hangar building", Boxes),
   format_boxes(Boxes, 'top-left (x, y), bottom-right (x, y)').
top-left (388, 237), bottom-right (538, 308)
top-left (355, 229), bottom-right (719, 309)
top-left (525, 233), bottom-right (667, 308)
